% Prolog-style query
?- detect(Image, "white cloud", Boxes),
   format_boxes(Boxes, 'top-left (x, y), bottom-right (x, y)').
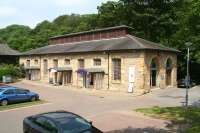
top-left (0, 6), bottom-right (18, 17)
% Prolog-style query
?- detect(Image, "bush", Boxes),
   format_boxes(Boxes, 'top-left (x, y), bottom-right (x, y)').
top-left (0, 64), bottom-right (24, 82)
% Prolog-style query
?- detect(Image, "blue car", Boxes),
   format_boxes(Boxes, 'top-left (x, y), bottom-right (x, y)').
top-left (0, 86), bottom-right (39, 106)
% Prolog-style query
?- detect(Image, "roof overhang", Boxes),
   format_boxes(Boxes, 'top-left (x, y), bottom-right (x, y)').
top-left (25, 66), bottom-right (40, 70)
top-left (49, 67), bottom-right (72, 72)
top-left (77, 68), bottom-right (105, 74)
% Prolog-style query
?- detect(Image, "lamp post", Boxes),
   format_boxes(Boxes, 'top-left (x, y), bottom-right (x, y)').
top-left (185, 42), bottom-right (192, 107)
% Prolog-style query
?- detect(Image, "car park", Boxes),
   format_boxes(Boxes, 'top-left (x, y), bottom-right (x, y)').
top-left (0, 86), bottom-right (39, 106)
top-left (23, 111), bottom-right (102, 133)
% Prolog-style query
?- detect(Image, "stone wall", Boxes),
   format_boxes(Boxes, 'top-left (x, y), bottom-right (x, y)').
top-left (19, 50), bottom-right (177, 94)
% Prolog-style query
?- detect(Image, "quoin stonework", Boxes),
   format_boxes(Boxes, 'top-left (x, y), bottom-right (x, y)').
top-left (19, 25), bottom-right (179, 94)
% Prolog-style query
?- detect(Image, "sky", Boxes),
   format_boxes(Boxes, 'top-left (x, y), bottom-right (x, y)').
top-left (0, 0), bottom-right (115, 29)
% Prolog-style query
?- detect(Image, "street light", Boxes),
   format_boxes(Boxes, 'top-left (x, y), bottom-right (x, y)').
top-left (185, 42), bottom-right (192, 107)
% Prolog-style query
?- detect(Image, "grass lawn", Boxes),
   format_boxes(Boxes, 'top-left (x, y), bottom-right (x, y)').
top-left (0, 100), bottom-right (46, 111)
top-left (136, 106), bottom-right (200, 133)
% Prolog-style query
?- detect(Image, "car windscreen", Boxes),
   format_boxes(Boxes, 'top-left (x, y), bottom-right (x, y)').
top-left (58, 116), bottom-right (91, 133)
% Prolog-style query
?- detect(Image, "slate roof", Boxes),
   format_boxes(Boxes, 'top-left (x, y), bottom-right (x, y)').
top-left (0, 44), bottom-right (20, 56)
top-left (50, 25), bottom-right (133, 39)
top-left (21, 35), bottom-right (179, 56)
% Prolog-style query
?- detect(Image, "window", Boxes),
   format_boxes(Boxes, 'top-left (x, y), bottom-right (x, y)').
top-left (34, 59), bottom-right (38, 65)
top-left (112, 59), bottom-right (121, 80)
top-left (94, 59), bottom-right (101, 66)
top-left (26, 60), bottom-right (30, 67)
top-left (53, 59), bottom-right (58, 68)
top-left (16, 89), bottom-right (29, 94)
top-left (64, 59), bottom-right (70, 65)
top-left (34, 117), bottom-right (58, 133)
top-left (78, 59), bottom-right (84, 68)
top-left (43, 59), bottom-right (48, 75)
top-left (3, 89), bottom-right (15, 95)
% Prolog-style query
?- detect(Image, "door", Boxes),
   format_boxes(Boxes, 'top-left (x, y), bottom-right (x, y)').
top-left (15, 89), bottom-right (29, 101)
top-left (151, 70), bottom-right (157, 87)
top-left (94, 73), bottom-right (104, 89)
top-left (166, 69), bottom-right (172, 86)
top-left (66, 71), bottom-right (72, 84)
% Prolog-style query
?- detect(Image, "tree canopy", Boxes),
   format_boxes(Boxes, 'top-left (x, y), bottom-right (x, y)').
top-left (0, 0), bottom-right (199, 82)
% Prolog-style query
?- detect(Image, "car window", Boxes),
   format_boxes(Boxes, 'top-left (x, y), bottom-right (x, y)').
top-left (34, 117), bottom-right (58, 133)
top-left (60, 117), bottom-right (91, 133)
top-left (45, 119), bottom-right (58, 133)
top-left (3, 89), bottom-right (14, 95)
top-left (16, 89), bottom-right (28, 94)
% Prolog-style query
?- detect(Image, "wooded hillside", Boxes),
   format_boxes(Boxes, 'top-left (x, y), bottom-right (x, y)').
top-left (0, 0), bottom-right (199, 82)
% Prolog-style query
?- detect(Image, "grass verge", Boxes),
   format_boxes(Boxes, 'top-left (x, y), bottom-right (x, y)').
top-left (0, 100), bottom-right (47, 111)
top-left (135, 106), bottom-right (200, 133)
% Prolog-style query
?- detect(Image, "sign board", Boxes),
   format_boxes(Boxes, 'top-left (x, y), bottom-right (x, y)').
top-left (128, 66), bottom-right (135, 83)
top-left (50, 69), bottom-right (57, 73)
top-left (128, 66), bottom-right (135, 93)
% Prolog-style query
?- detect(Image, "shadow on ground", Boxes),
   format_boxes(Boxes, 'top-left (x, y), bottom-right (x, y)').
top-left (106, 127), bottom-right (170, 133)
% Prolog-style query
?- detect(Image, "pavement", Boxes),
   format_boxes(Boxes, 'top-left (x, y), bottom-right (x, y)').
top-left (0, 80), bottom-right (199, 133)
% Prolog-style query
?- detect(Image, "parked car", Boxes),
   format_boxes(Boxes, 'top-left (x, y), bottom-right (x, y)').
top-left (23, 111), bottom-right (102, 133)
top-left (0, 87), bottom-right (39, 106)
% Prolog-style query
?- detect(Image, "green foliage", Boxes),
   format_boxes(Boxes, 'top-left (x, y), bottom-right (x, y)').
top-left (0, 0), bottom-right (200, 82)
top-left (0, 64), bottom-right (24, 81)
top-left (136, 106), bottom-right (200, 133)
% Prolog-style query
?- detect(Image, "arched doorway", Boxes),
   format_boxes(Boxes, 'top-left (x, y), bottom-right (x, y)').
top-left (150, 58), bottom-right (158, 87)
top-left (166, 58), bottom-right (173, 86)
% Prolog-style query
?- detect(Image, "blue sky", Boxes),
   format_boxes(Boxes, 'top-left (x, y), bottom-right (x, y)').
top-left (0, 0), bottom-right (115, 29)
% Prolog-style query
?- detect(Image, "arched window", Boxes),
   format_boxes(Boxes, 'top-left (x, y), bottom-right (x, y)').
top-left (166, 58), bottom-right (173, 86)
top-left (150, 58), bottom-right (158, 87)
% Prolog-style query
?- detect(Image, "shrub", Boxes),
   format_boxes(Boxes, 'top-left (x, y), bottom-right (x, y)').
top-left (0, 64), bottom-right (24, 82)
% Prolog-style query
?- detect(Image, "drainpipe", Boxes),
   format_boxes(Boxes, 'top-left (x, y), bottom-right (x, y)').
top-left (40, 56), bottom-right (42, 80)
top-left (107, 51), bottom-right (110, 90)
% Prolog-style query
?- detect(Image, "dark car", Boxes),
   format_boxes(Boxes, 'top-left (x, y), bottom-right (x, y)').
top-left (178, 78), bottom-right (196, 88)
top-left (0, 86), bottom-right (39, 106)
top-left (23, 111), bottom-right (102, 133)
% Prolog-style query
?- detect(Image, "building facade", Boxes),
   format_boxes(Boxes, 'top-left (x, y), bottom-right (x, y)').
top-left (20, 26), bottom-right (179, 94)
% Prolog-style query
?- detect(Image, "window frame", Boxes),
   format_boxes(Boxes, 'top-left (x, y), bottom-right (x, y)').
top-left (26, 60), bottom-right (30, 67)
top-left (78, 59), bottom-right (84, 68)
top-left (93, 58), bottom-right (101, 66)
top-left (64, 59), bottom-right (70, 65)
top-left (53, 59), bottom-right (58, 68)
top-left (34, 59), bottom-right (38, 65)
top-left (112, 58), bottom-right (121, 81)
top-left (43, 59), bottom-right (48, 75)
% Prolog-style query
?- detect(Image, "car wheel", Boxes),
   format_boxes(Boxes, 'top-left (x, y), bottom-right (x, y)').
top-left (1, 99), bottom-right (8, 106)
top-left (30, 96), bottom-right (36, 102)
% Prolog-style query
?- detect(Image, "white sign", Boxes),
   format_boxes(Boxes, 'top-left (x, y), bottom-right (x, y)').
top-left (129, 66), bottom-right (135, 83)
top-left (50, 69), bottom-right (57, 73)
top-left (128, 66), bottom-right (135, 93)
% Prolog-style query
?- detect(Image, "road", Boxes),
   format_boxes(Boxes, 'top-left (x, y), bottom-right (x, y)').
top-left (0, 81), bottom-right (199, 133)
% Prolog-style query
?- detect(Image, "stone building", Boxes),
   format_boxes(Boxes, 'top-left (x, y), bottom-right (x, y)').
top-left (0, 44), bottom-right (20, 64)
top-left (20, 26), bottom-right (179, 94)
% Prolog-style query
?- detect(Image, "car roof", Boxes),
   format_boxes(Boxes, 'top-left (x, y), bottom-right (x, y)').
top-left (0, 86), bottom-right (17, 90)
top-left (41, 111), bottom-right (78, 119)
top-left (38, 111), bottom-right (86, 123)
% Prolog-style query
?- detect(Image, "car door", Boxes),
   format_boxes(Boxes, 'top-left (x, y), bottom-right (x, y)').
top-left (15, 89), bottom-right (29, 101)
top-left (3, 89), bottom-right (17, 102)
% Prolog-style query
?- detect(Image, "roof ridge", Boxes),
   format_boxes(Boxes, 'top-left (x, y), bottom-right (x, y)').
top-left (52, 36), bottom-right (127, 46)
top-left (50, 25), bottom-right (133, 39)
top-left (126, 35), bottom-right (145, 48)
